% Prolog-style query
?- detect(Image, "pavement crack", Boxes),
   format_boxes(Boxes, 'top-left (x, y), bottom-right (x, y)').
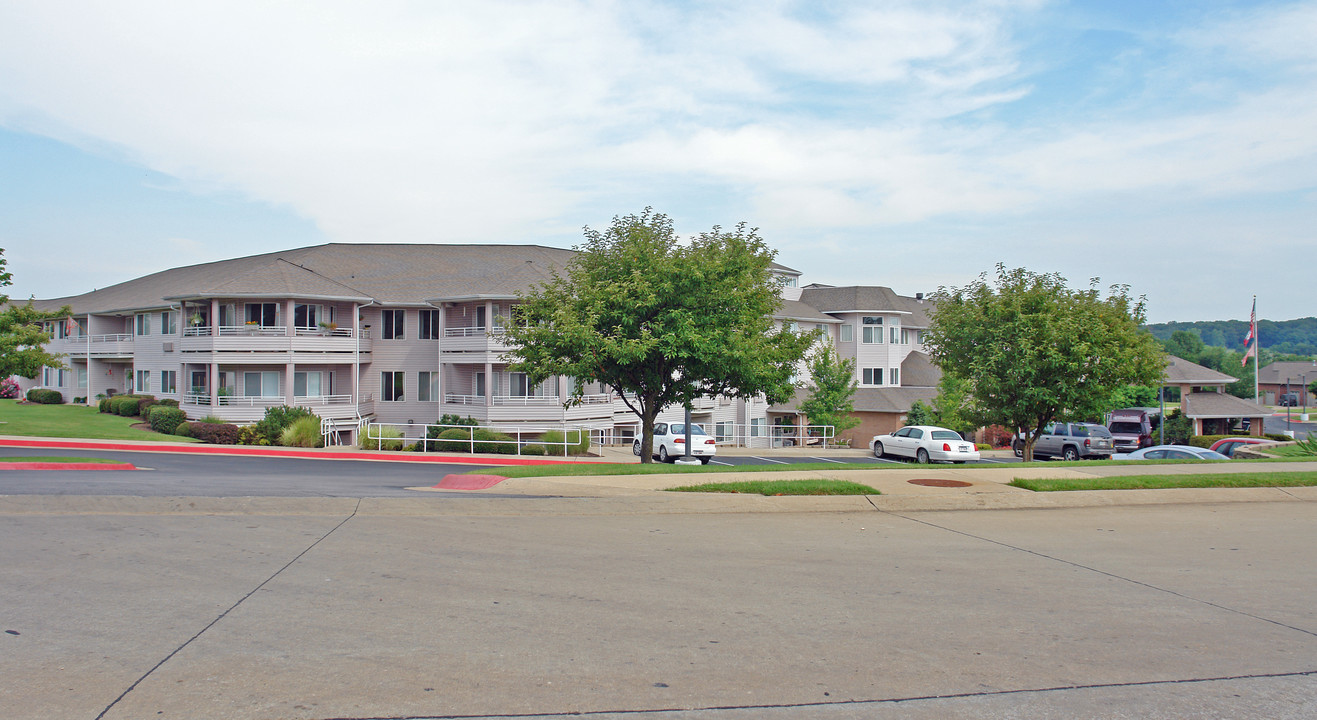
top-left (883, 510), bottom-right (1317, 639)
top-left (94, 499), bottom-right (363, 720)
top-left (310, 669), bottom-right (1317, 719)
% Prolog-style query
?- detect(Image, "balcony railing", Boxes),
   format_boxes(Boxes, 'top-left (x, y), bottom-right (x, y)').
top-left (443, 325), bottom-right (506, 337)
top-left (184, 325), bottom-right (363, 338)
top-left (88, 333), bottom-right (133, 343)
top-left (444, 393), bottom-right (613, 406)
top-left (182, 393), bottom-right (355, 407)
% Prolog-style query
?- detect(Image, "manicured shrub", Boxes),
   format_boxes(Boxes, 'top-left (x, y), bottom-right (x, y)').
top-left (430, 427), bottom-right (473, 452)
top-left (26, 388), bottom-right (64, 404)
top-left (157, 398), bottom-right (179, 408)
top-left (236, 425), bottom-right (269, 446)
top-left (198, 415), bottom-right (225, 424)
top-left (149, 407), bottom-right (187, 435)
top-left (539, 429), bottom-right (591, 455)
top-left (360, 424), bottom-right (404, 451)
top-left (173, 422), bottom-right (193, 438)
top-left (136, 395), bottom-right (157, 416)
top-left (1264, 433), bottom-right (1291, 442)
top-left (520, 443), bottom-right (546, 456)
top-left (112, 396), bottom-right (140, 416)
top-left (438, 413), bottom-right (480, 427)
top-left (254, 405), bottom-right (317, 445)
top-left (473, 428), bottom-right (516, 454)
top-left (187, 421), bottom-right (241, 444)
top-left (98, 397), bottom-right (113, 413)
top-left (280, 415), bottom-right (323, 448)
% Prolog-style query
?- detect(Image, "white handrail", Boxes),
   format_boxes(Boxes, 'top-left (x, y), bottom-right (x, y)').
top-left (89, 333), bottom-right (133, 343)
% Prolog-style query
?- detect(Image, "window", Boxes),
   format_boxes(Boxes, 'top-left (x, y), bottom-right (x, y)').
top-left (383, 309), bottom-right (405, 340)
top-left (418, 371), bottom-right (437, 401)
top-left (135, 313), bottom-right (151, 336)
top-left (890, 327), bottom-right (898, 344)
top-left (136, 370), bottom-right (151, 392)
top-left (419, 310), bottom-right (440, 340)
top-left (861, 316), bottom-right (883, 344)
top-left (715, 421), bottom-right (733, 442)
top-left (750, 418), bottom-right (766, 437)
top-left (245, 303), bottom-right (277, 327)
top-left (243, 371), bottom-right (279, 397)
top-left (840, 324), bottom-right (853, 343)
top-left (161, 370), bottom-right (177, 394)
top-left (295, 371), bottom-right (321, 397)
top-left (863, 368), bottom-right (884, 385)
top-left (901, 328), bottom-right (914, 344)
top-left (474, 372), bottom-right (486, 397)
top-left (42, 367), bottom-right (55, 386)
top-left (78, 368), bottom-right (87, 389)
top-left (161, 311), bottom-right (176, 335)
top-left (381, 371), bottom-right (404, 402)
top-left (294, 304), bottom-right (329, 329)
top-left (890, 368), bottom-right (899, 386)
top-left (510, 372), bottom-right (530, 397)
top-left (785, 321), bottom-right (798, 333)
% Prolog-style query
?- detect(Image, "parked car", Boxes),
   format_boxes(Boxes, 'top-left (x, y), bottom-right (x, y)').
top-left (1278, 393), bottom-right (1299, 407)
top-left (1113, 445), bottom-right (1230, 460)
top-left (633, 422), bottom-right (717, 464)
top-left (872, 425), bottom-right (980, 464)
top-left (1208, 437), bottom-right (1271, 458)
top-left (1013, 422), bottom-right (1115, 461)
top-left (1107, 408), bottom-right (1155, 452)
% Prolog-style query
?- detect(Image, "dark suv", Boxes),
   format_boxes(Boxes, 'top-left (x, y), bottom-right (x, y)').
top-left (1014, 422), bottom-right (1115, 461)
top-left (1278, 393), bottom-right (1299, 407)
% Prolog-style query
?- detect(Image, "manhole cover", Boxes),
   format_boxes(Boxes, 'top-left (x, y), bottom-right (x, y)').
top-left (908, 478), bottom-right (972, 488)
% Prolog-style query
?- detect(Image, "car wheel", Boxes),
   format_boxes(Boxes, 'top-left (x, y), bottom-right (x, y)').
top-left (1063, 446), bottom-right (1079, 462)
top-left (632, 440), bottom-right (641, 456)
top-left (699, 457), bottom-right (711, 465)
top-left (659, 445), bottom-right (670, 463)
top-left (1012, 440), bottom-right (1023, 458)
top-left (916, 448), bottom-right (930, 464)
top-left (873, 442), bottom-right (885, 459)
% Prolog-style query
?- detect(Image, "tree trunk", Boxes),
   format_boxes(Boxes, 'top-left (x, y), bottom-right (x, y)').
top-left (638, 401), bottom-right (658, 464)
top-left (1023, 438), bottom-right (1035, 463)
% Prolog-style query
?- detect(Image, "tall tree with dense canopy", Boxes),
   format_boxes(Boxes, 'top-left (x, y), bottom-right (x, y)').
top-left (924, 264), bottom-right (1165, 462)
top-left (0, 249), bottom-right (68, 380)
top-left (503, 209), bottom-right (816, 462)
top-left (797, 346), bottom-right (859, 445)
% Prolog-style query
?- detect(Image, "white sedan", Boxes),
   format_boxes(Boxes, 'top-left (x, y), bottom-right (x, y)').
top-left (1112, 445), bottom-right (1229, 461)
top-left (632, 422), bottom-right (718, 464)
top-left (872, 425), bottom-right (980, 464)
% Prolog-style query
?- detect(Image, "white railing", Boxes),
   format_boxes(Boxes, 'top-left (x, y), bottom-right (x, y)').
top-left (182, 393), bottom-right (212, 406)
top-left (183, 326), bottom-right (211, 336)
top-left (292, 394), bottom-right (353, 406)
top-left (217, 395), bottom-right (285, 407)
top-left (89, 333), bottom-right (133, 343)
top-left (217, 324), bottom-right (287, 337)
top-left (444, 393), bottom-right (482, 405)
top-left (576, 393), bottom-right (614, 405)
top-left (707, 423), bottom-right (838, 449)
top-left (293, 327), bottom-right (354, 337)
top-left (360, 421), bottom-right (585, 456)
top-left (444, 392), bottom-right (614, 406)
top-left (444, 325), bottom-right (506, 337)
top-left (493, 395), bottom-right (561, 406)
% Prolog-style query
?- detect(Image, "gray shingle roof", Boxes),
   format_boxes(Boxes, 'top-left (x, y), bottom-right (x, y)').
top-left (770, 384), bottom-right (936, 414)
top-left (797, 286), bottom-right (934, 327)
top-left (1181, 392), bottom-right (1269, 419)
top-left (1257, 360), bottom-right (1317, 385)
top-left (899, 351), bottom-right (940, 388)
top-left (775, 299), bottom-right (841, 323)
top-left (33, 243), bottom-right (578, 314)
top-left (1162, 355), bottom-right (1239, 386)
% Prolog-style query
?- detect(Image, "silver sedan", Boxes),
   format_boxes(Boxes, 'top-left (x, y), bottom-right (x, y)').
top-left (1113, 445), bottom-right (1230, 460)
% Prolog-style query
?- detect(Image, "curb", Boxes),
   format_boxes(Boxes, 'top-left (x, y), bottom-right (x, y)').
top-left (0, 461), bottom-right (136, 471)
top-left (0, 437), bottom-right (594, 466)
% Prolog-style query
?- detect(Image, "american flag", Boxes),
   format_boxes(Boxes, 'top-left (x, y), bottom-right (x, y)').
top-left (1241, 298), bottom-right (1256, 368)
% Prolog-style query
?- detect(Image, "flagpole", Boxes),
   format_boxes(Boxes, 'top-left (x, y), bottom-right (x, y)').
top-left (1253, 295), bottom-right (1259, 404)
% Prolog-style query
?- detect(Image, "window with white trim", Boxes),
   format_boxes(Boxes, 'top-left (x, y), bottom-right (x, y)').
top-left (135, 313), bottom-right (151, 336)
top-left (419, 310), bottom-right (440, 340)
top-left (161, 311), bottom-right (176, 335)
top-left (861, 316), bottom-right (883, 344)
top-left (136, 370), bottom-right (151, 392)
top-left (840, 324), bottom-right (853, 343)
top-left (242, 371), bottom-right (279, 397)
top-left (295, 371), bottom-right (322, 397)
top-left (862, 368), bottom-right (883, 385)
top-left (245, 303), bottom-right (277, 327)
top-left (890, 368), bottom-right (899, 386)
top-left (161, 370), bottom-right (177, 394)
top-left (78, 368), bottom-right (87, 389)
top-left (382, 310), bottom-right (405, 340)
top-left (381, 371), bottom-right (404, 401)
top-left (418, 371), bottom-right (437, 401)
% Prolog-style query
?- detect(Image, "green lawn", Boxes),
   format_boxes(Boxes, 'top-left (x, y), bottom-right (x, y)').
top-left (1010, 472), bottom-right (1317, 492)
top-left (0, 399), bottom-right (194, 442)
top-left (667, 479), bottom-right (880, 495)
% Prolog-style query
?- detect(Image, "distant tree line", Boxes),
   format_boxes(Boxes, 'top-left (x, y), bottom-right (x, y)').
top-left (1146, 317), bottom-right (1317, 357)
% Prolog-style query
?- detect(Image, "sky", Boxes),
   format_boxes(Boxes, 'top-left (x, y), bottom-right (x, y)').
top-left (0, 0), bottom-right (1314, 324)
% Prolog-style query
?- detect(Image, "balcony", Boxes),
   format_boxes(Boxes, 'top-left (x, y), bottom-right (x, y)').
top-left (441, 325), bottom-right (512, 353)
top-left (178, 325), bottom-right (371, 358)
top-left (181, 393), bottom-right (364, 422)
top-left (441, 393), bottom-right (616, 423)
top-left (84, 333), bottom-right (135, 357)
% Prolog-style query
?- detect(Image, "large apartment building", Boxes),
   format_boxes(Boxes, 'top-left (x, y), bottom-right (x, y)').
top-left (25, 243), bottom-right (937, 446)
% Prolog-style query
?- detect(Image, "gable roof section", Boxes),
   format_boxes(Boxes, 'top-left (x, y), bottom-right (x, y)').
top-left (797, 286), bottom-right (933, 327)
top-left (33, 243), bottom-right (578, 313)
top-left (1162, 355), bottom-right (1239, 386)
top-left (900, 351), bottom-right (940, 387)
top-left (1181, 392), bottom-right (1269, 419)
top-left (775, 298), bottom-right (840, 324)
top-left (1256, 360), bottom-right (1317, 385)
top-left (769, 385), bottom-right (936, 415)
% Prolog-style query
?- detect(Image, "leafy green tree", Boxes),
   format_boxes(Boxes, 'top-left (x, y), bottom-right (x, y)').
top-left (503, 209), bottom-right (816, 462)
top-left (906, 372), bottom-right (976, 435)
top-left (798, 346), bottom-right (859, 444)
top-left (1161, 330), bottom-right (1205, 361)
top-left (1103, 384), bottom-right (1160, 413)
top-left (924, 265), bottom-right (1165, 462)
top-left (0, 249), bottom-right (68, 380)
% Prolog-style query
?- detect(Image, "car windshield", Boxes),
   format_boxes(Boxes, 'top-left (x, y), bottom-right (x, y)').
top-left (669, 424), bottom-right (706, 436)
top-left (1109, 422), bottom-right (1143, 434)
top-left (930, 431), bottom-right (961, 440)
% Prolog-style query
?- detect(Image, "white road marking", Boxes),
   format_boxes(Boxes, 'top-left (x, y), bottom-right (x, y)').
top-left (808, 457), bottom-right (846, 464)
top-left (749, 456), bottom-right (789, 465)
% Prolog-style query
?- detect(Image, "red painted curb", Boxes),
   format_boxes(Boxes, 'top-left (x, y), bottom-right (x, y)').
top-left (0, 437), bottom-right (594, 466)
top-left (0, 462), bottom-right (136, 471)
top-left (434, 474), bottom-right (508, 490)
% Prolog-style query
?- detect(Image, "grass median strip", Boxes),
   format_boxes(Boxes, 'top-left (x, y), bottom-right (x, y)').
top-left (1010, 472), bottom-right (1317, 492)
top-left (667, 479), bottom-right (881, 495)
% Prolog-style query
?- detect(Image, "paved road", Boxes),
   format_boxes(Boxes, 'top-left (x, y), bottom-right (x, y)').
top-left (0, 447), bottom-right (518, 497)
top-left (2, 498), bottom-right (1313, 719)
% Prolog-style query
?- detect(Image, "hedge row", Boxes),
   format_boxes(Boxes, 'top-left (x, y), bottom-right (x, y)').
top-left (25, 388), bottom-right (64, 404)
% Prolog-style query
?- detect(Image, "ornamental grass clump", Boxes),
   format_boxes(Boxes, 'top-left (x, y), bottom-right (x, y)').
top-left (280, 415), bottom-right (323, 448)
top-left (539, 429), bottom-right (590, 455)
top-left (361, 425), bottom-right (405, 451)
